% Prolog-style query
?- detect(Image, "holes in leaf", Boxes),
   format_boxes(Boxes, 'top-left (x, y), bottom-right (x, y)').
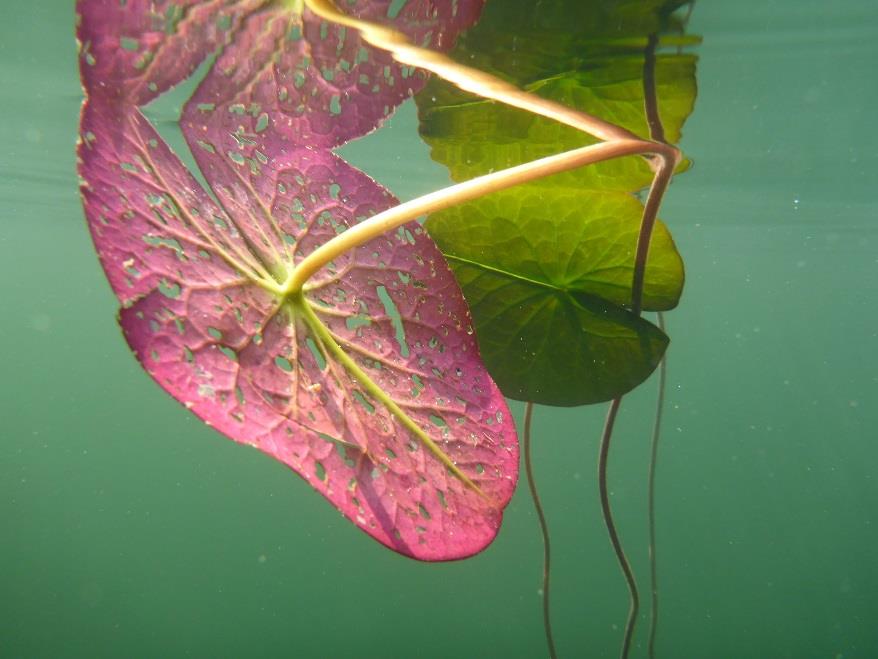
top-left (384, 447), bottom-right (397, 460)
top-left (352, 390), bottom-right (375, 414)
top-left (410, 374), bottom-right (424, 398)
top-left (418, 503), bottom-right (431, 520)
top-left (429, 414), bottom-right (447, 428)
top-left (305, 337), bottom-right (327, 370)
top-left (207, 326), bottom-right (223, 340)
top-left (157, 279), bottom-right (181, 299)
top-left (274, 356), bottom-right (293, 372)
top-left (219, 346), bottom-right (237, 361)
top-left (437, 490), bottom-right (448, 509)
top-left (394, 226), bottom-right (414, 246)
top-left (476, 463), bottom-right (485, 475)
top-left (376, 285), bottom-right (409, 357)
top-left (314, 461), bottom-right (326, 482)
top-left (338, 445), bottom-right (355, 468)
top-left (345, 314), bottom-right (371, 330)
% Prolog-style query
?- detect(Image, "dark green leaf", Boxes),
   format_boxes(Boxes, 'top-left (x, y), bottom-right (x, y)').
top-left (416, 0), bottom-right (697, 405)
top-left (426, 184), bottom-right (679, 405)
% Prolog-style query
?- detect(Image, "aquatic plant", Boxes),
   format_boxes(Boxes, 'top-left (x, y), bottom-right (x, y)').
top-left (412, 2), bottom-right (698, 656)
top-left (76, 0), bottom-right (697, 655)
top-left (77, 0), bottom-right (517, 561)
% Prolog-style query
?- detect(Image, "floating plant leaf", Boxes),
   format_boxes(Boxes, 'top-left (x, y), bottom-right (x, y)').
top-left (77, 0), bottom-right (517, 561)
top-left (417, 0), bottom-right (697, 405)
top-left (427, 185), bottom-right (680, 406)
top-left (78, 0), bottom-right (486, 145)
top-left (76, 0), bottom-right (250, 106)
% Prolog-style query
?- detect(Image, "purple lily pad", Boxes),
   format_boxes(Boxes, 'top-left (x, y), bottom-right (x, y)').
top-left (77, 0), bottom-right (516, 560)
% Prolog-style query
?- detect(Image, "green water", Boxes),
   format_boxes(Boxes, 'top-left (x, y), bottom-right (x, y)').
top-left (2, 1), bottom-right (876, 657)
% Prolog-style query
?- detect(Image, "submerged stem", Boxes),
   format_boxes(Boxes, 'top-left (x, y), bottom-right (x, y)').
top-left (643, 31), bottom-right (673, 658)
top-left (286, 139), bottom-right (664, 293)
top-left (599, 398), bottom-right (639, 659)
top-left (647, 312), bottom-right (667, 659)
top-left (523, 402), bottom-right (557, 659)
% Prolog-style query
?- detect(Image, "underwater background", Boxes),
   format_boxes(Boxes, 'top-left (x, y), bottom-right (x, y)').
top-left (1, 1), bottom-right (876, 657)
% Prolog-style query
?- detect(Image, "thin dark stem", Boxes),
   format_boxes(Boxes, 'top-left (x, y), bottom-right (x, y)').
top-left (643, 30), bottom-right (670, 659)
top-left (647, 312), bottom-right (667, 659)
top-left (599, 398), bottom-right (639, 659)
top-left (643, 33), bottom-right (666, 144)
top-left (523, 402), bottom-right (557, 659)
top-left (596, 397), bottom-right (640, 659)
top-left (630, 158), bottom-right (674, 317)
top-left (596, 30), bottom-right (672, 659)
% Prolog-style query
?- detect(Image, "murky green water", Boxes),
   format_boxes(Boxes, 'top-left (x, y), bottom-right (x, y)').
top-left (2, 1), bottom-right (876, 657)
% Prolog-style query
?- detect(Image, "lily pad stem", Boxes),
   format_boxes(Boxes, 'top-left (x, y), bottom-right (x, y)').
top-left (599, 397), bottom-right (639, 659)
top-left (523, 402), bottom-right (557, 659)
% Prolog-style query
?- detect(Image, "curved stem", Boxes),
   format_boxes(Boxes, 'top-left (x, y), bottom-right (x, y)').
top-left (599, 398), bottom-right (639, 659)
top-left (631, 155), bottom-right (675, 317)
top-left (295, 0), bottom-right (679, 297)
top-left (305, 0), bottom-right (639, 143)
top-left (643, 32), bottom-right (671, 659)
top-left (523, 402), bottom-right (557, 659)
top-left (286, 139), bottom-right (668, 293)
top-left (647, 312), bottom-right (667, 659)
top-left (643, 33), bottom-right (666, 144)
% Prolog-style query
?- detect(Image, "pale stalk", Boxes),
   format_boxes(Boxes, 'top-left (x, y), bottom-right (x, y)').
top-left (304, 0), bottom-right (640, 143)
top-left (285, 139), bottom-right (674, 294)
top-left (293, 0), bottom-right (679, 301)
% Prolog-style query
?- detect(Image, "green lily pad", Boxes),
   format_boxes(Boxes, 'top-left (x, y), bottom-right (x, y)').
top-left (426, 184), bottom-right (680, 405)
top-left (416, 0), bottom-right (697, 405)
